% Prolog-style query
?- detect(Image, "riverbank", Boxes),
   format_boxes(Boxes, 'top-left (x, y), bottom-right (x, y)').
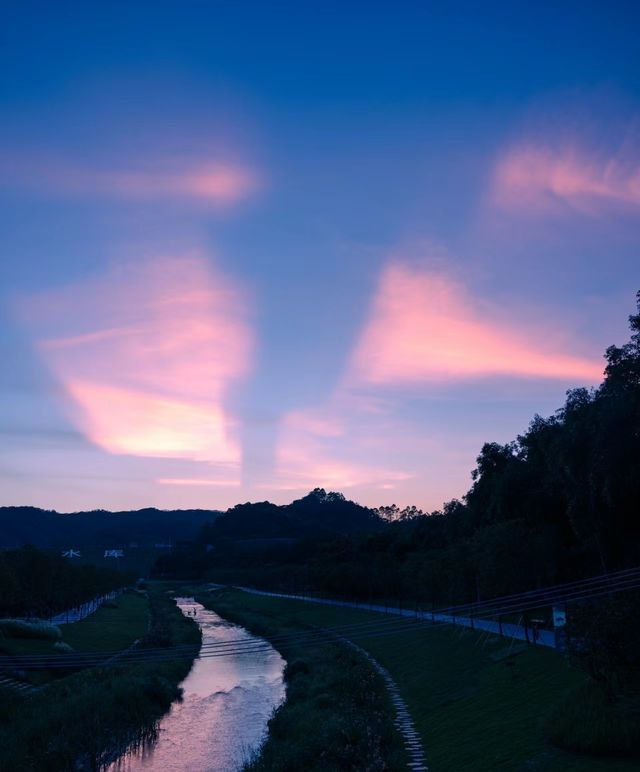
top-left (198, 586), bottom-right (408, 771)
top-left (0, 590), bottom-right (151, 688)
top-left (201, 588), bottom-right (638, 772)
top-left (0, 585), bottom-right (200, 771)
top-left (62, 590), bottom-right (149, 652)
top-left (111, 598), bottom-right (286, 771)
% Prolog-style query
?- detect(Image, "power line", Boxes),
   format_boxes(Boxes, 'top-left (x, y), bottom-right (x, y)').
top-left (3, 568), bottom-right (638, 671)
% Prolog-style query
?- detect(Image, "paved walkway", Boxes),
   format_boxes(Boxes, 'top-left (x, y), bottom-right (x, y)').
top-left (340, 636), bottom-right (428, 771)
top-left (49, 590), bottom-right (122, 625)
top-left (0, 673), bottom-right (38, 695)
top-left (236, 587), bottom-right (557, 649)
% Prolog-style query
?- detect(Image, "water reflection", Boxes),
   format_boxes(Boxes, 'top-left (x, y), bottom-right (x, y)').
top-left (109, 599), bottom-right (285, 772)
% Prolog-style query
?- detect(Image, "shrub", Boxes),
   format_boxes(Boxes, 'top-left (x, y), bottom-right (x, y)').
top-left (53, 641), bottom-right (74, 653)
top-left (0, 619), bottom-right (62, 640)
top-left (546, 682), bottom-right (640, 758)
top-left (566, 592), bottom-right (640, 696)
top-left (284, 658), bottom-right (310, 679)
top-left (0, 588), bottom-right (200, 771)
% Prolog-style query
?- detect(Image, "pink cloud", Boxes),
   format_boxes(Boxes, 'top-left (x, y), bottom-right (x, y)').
top-left (19, 256), bottom-right (252, 476)
top-left (100, 163), bottom-right (258, 204)
top-left (271, 400), bottom-right (414, 493)
top-left (272, 444), bottom-right (413, 492)
top-left (282, 410), bottom-right (345, 438)
top-left (1, 157), bottom-right (258, 206)
top-left (491, 144), bottom-right (640, 213)
top-left (268, 257), bottom-right (605, 508)
top-left (157, 478), bottom-right (240, 487)
top-left (349, 263), bottom-right (603, 386)
top-left (65, 381), bottom-right (238, 463)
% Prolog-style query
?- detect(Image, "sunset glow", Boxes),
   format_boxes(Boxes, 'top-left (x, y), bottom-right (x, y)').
top-left (19, 256), bottom-right (252, 482)
top-left (492, 144), bottom-right (640, 213)
top-left (350, 264), bottom-right (603, 386)
top-left (1, 7), bottom-right (638, 768)
top-left (1, 3), bottom-right (637, 512)
top-left (1, 158), bottom-right (259, 206)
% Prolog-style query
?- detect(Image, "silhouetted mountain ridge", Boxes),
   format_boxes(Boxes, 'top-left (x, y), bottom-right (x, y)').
top-left (198, 489), bottom-right (382, 544)
top-left (0, 506), bottom-right (222, 548)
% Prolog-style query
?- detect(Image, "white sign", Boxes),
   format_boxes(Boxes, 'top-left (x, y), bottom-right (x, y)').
top-left (62, 549), bottom-right (81, 558)
top-left (552, 606), bottom-right (566, 628)
top-left (104, 549), bottom-right (124, 558)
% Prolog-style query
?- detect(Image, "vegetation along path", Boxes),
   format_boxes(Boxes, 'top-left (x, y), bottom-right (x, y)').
top-left (199, 587), bottom-right (408, 771)
top-left (340, 636), bottom-right (428, 771)
top-left (207, 588), bottom-right (637, 772)
top-left (0, 585), bottom-right (201, 771)
top-left (237, 585), bottom-right (558, 648)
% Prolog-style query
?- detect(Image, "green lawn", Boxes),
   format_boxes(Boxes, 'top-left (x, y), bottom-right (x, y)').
top-left (62, 592), bottom-right (149, 652)
top-left (0, 587), bottom-right (200, 771)
top-left (0, 636), bottom-right (53, 659)
top-left (200, 588), bottom-right (407, 771)
top-left (0, 593), bottom-right (149, 659)
top-left (214, 590), bottom-right (636, 772)
top-left (0, 593), bottom-right (150, 687)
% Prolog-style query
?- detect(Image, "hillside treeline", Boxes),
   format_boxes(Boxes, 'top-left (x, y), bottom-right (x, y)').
top-left (0, 545), bottom-right (133, 619)
top-left (0, 506), bottom-right (222, 549)
top-left (156, 292), bottom-right (640, 608)
top-left (154, 488), bottom-right (382, 579)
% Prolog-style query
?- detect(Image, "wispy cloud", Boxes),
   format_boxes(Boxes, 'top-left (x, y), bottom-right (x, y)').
top-left (157, 477), bottom-right (240, 487)
top-left (491, 144), bottom-right (640, 214)
top-left (270, 396), bottom-right (414, 494)
top-left (348, 262), bottom-right (602, 385)
top-left (282, 410), bottom-right (345, 438)
top-left (95, 163), bottom-right (258, 204)
top-left (1, 157), bottom-right (259, 206)
top-left (273, 430), bottom-right (413, 492)
top-left (18, 256), bottom-right (253, 480)
top-left (269, 258), bottom-right (603, 502)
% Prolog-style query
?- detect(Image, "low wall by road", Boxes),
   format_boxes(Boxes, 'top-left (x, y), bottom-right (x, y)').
top-left (49, 589), bottom-right (123, 625)
top-left (236, 586), bottom-right (558, 649)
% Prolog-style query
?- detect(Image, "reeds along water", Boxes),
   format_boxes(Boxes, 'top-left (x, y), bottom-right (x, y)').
top-left (95, 722), bottom-right (161, 772)
top-left (105, 600), bottom-right (285, 772)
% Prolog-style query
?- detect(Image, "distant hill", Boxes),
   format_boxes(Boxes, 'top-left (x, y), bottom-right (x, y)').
top-left (0, 506), bottom-right (222, 549)
top-left (199, 488), bottom-right (382, 545)
top-left (153, 489), bottom-right (384, 579)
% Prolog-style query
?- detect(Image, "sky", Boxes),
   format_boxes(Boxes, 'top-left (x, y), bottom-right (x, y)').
top-left (1, 1), bottom-right (639, 513)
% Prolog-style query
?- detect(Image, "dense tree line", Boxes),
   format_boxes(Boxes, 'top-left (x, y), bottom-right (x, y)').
top-left (0, 506), bottom-right (221, 549)
top-left (199, 488), bottom-right (381, 543)
top-left (156, 293), bottom-right (640, 611)
top-left (0, 545), bottom-right (133, 619)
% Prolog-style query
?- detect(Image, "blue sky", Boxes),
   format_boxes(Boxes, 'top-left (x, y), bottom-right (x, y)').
top-left (1, 2), bottom-right (639, 511)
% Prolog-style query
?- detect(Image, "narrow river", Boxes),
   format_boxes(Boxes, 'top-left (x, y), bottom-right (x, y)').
top-left (109, 598), bottom-right (286, 772)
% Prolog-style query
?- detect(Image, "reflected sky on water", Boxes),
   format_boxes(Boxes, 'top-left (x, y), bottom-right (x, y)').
top-left (109, 599), bottom-right (285, 772)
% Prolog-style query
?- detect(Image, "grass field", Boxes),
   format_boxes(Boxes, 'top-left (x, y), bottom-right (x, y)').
top-left (0, 586), bottom-right (200, 771)
top-left (62, 591), bottom-right (149, 652)
top-left (199, 587), bottom-right (407, 771)
top-left (0, 591), bottom-right (150, 687)
top-left (206, 589), bottom-right (637, 772)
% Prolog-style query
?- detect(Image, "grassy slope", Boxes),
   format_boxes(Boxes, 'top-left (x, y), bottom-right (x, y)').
top-left (0, 587), bottom-right (200, 771)
top-left (215, 591), bottom-right (636, 772)
top-left (0, 592), bottom-right (150, 687)
top-left (0, 593), bottom-right (148, 657)
top-left (62, 592), bottom-right (149, 651)
top-left (199, 588), bottom-right (407, 772)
